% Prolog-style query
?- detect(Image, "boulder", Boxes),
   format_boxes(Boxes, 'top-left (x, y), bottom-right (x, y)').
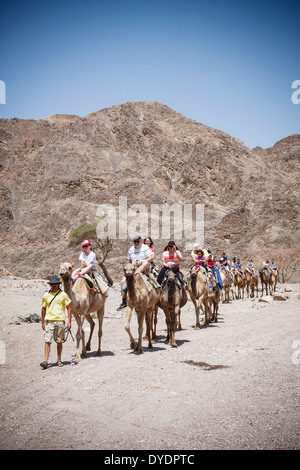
top-left (9, 313), bottom-right (41, 324)
top-left (273, 295), bottom-right (287, 301)
top-left (258, 296), bottom-right (273, 304)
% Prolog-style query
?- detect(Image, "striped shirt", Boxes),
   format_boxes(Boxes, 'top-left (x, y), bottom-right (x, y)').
top-left (163, 250), bottom-right (181, 267)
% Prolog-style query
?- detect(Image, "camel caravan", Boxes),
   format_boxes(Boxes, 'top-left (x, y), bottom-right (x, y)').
top-left (42, 238), bottom-right (279, 365)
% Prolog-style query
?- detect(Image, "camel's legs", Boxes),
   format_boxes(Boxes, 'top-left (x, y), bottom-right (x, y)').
top-left (85, 314), bottom-right (95, 352)
top-left (202, 298), bottom-right (210, 326)
top-left (191, 297), bottom-right (201, 329)
top-left (74, 316), bottom-right (85, 361)
top-left (136, 311), bottom-right (145, 354)
top-left (169, 307), bottom-right (178, 347)
top-left (153, 305), bottom-right (158, 339)
top-left (164, 310), bottom-right (171, 343)
top-left (176, 309), bottom-right (182, 330)
top-left (96, 305), bottom-right (104, 356)
top-left (71, 312), bottom-right (83, 362)
top-left (145, 307), bottom-right (153, 348)
top-left (124, 306), bottom-right (138, 351)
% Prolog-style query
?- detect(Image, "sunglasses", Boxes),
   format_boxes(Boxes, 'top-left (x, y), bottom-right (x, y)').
top-left (133, 240), bottom-right (141, 244)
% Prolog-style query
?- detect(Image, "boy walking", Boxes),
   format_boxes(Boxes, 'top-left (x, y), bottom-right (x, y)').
top-left (40, 275), bottom-right (72, 369)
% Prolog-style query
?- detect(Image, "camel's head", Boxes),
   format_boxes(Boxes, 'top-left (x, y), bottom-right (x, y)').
top-left (190, 267), bottom-right (199, 280)
top-left (59, 262), bottom-right (74, 280)
top-left (123, 263), bottom-right (136, 279)
top-left (166, 270), bottom-right (177, 286)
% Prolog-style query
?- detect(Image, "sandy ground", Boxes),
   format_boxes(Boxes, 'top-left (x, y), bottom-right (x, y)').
top-left (0, 277), bottom-right (299, 451)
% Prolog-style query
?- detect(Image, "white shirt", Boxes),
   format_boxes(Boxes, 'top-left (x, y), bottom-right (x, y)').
top-left (128, 243), bottom-right (153, 263)
top-left (79, 251), bottom-right (96, 269)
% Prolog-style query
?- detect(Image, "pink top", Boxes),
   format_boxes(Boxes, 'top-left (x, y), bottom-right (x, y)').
top-left (163, 251), bottom-right (180, 267)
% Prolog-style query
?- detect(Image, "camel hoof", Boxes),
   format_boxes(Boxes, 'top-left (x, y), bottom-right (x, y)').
top-left (73, 355), bottom-right (82, 362)
top-left (96, 350), bottom-right (102, 356)
top-left (195, 325), bottom-right (200, 330)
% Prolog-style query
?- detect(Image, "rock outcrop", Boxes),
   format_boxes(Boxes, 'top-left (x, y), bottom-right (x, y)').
top-left (0, 101), bottom-right (299, 279)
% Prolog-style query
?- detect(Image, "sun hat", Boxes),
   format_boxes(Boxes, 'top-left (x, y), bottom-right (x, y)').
top-left (82, 240), bottom-right (91, 247)
top-left (47, 275), bottom-right (61, 285)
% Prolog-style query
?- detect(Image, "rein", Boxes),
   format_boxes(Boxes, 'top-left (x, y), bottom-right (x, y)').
top-left (63, 326), bottom-right (74, 343)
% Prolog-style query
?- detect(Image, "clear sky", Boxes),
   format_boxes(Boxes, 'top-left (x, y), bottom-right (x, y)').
top-left (1, 0), bottom-right (299, 148)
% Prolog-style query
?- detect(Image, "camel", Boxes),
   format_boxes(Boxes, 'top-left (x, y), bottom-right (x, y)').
top-left (233, 271), bottom-right (245, 299)
top-left (123, 263), bottom-right (160, 354)
top-left (208, 285), bottom-right (221, 322)
top-left (260, 268), bottom-right (272, 296)
top-left (159, 270), bottom-right (187, 347)
top-left (59, 262), bottom-right (107, 361)
top-left (187, 267), bottom-right (210, 329)
top-left (245, 270), bottom-right (259, 298)
top-left (219, 269), bottom-right (234, 302)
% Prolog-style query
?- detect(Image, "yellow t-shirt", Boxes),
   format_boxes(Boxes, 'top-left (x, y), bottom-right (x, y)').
top-left (41, 290), bottom-right (71, 321)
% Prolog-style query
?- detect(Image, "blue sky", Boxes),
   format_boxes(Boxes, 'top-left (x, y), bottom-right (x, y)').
top-left (1, 0), bottom-right (299, 148)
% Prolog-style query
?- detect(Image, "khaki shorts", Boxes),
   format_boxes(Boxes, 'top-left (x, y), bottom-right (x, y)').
top-left (44, 321), bottom-right (65, 344)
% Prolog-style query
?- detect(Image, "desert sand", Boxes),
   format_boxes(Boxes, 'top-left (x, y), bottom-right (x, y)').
top-left (0, 277), bottom-right (299, 451)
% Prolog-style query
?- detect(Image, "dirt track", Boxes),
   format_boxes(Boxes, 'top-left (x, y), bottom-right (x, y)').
top-left (0, 278), bottom-right (299, 451)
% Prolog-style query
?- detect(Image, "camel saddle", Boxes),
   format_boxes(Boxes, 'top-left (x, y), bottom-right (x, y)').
top-left (197, 267), bottom-right (216, 293)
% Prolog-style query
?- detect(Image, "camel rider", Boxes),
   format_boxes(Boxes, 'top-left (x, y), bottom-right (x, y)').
top-left (128, 235), bottom-right (155, 272)
top-left (193, 250), bottom-right (220, 290)
top-left (193, 249), bottom-right (207, 270)
top-left (270, 259), bottom-right (277, 276)
top-left (191, 243), bottom-right (209, 264)
top-left (72, 240), bottom-right (108, 295)
top-left (144, 237), bottom-right (159, 276)
top-left (219, 252), bottom-right (230, 272)
top-left (117, 235), bottom-right (155, 310)
top-left (157, 241), bottom-right (184, 287)
top-left (235, 258), bottom-right (245, 279)
top-left (207, 254), bottom-right (223, 289)
top-left (247, 258), bottom-right (256, 276)
top-left (72, 240), bottom-right (95, 281)
top-left (236, 258), bottom-right (242, 271)
top-left (262, 260), bottom-right (269, 270)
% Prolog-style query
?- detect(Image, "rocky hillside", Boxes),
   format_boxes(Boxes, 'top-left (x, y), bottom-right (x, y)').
top-left (0, 101), bottom-right (299, 280)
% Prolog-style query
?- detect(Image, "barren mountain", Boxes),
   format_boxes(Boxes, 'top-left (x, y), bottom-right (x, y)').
top-left (0, 101), bottom-right (299, 279)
